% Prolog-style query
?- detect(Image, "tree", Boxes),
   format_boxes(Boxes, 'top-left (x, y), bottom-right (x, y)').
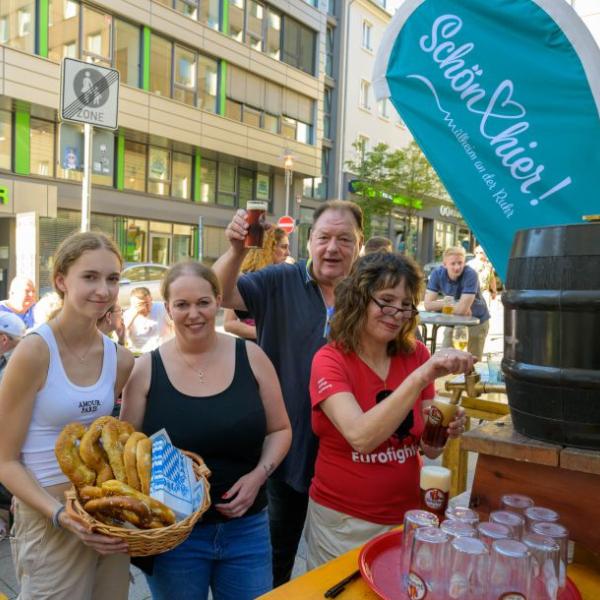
top-left (346, 138), bottom-right (446, 244)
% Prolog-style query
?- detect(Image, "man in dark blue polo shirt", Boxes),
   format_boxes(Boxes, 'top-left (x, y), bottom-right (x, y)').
top-left (424, 245), bottom-right (490, 359)
top-left (213, 200), bottom-right (363, 586)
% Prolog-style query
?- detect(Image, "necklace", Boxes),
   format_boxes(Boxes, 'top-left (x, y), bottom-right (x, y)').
top-left (55, 319), bottom-right (98, 363)
top-left (175, 340), bottom-right (205, 381)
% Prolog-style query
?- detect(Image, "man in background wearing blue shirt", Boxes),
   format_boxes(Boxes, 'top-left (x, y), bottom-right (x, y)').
top-left (0, 277), bottom-right (37, 329)
top-left (424, 246), bottom-right (490, 359)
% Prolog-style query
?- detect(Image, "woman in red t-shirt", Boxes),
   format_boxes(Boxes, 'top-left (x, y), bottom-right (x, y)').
top-left (307, 252), bottom-right (474, 568)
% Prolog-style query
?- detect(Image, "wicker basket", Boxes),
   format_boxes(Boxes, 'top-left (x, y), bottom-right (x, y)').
top-left (66, 451), bottom-right (211, 557)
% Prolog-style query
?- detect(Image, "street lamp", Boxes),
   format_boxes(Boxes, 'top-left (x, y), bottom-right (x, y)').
top-left (283, 151), bottom-right (294, 217)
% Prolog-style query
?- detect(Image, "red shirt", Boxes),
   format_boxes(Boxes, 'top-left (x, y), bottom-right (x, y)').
top-left (309, 342), bottom-right (435, 524)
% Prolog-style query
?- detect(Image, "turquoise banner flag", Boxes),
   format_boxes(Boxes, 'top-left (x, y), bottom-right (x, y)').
top-left (373, 0), bottom-right (600, 280)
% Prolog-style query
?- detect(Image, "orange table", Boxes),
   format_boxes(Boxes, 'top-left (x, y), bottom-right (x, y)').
top-left (257, 541), bottom-right (600, 599)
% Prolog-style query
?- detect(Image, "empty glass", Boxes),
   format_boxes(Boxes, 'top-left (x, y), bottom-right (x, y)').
top-left (441, 519), bottom-right (477, 541)
top-left (531, 522), bottom-right (569, 589)
top-left (489, 510), bottom-right (525, 539)
top-left (477, 521), bottom-right (512, 549)
top-left (408, 527), bottom-right (450, 600)
top-left (447, 537), bottom-right (489, 599)
top-left (522, 532), bottom-right (560, 600)
top-left (524, 506), bottom-right (559, 531)
top-left (487, 539), bottom-right (532, 600)
top-left (500, 493), bottom-right (534, 515)
top-left (401, 509), bottom-right (440, 592)
top-left (445, 506), bottom-right (480, 527)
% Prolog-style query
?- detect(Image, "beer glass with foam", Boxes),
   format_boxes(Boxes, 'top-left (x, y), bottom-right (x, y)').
top-left (420, 465), bottom-right (451, 519)
top-left (422, 399), bottom-right (458, 449)
top-left (244, 200), bottom-right (268, 248)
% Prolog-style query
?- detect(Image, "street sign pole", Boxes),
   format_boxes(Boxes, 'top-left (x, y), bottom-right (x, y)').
top-left (81, 123), bottom-right (93, 232)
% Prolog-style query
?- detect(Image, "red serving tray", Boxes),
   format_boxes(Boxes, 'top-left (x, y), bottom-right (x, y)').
top-left (358, 530), bottom-right (582, 600)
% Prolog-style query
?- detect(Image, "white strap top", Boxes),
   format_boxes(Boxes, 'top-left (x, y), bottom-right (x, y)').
top-left (20, 323), bottom-right (117, 487)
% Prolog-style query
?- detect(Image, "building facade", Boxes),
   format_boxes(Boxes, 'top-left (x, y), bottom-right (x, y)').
top-left (0, 0), bottom-right (328, 292)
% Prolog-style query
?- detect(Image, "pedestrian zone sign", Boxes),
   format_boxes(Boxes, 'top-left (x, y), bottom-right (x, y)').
top-left (60, 58), bottom-right (119, 130)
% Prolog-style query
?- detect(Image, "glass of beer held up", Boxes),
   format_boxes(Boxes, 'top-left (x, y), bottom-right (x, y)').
top-left (422, 398), bottom-right (458, 449)
top-left (420, 465), bottom-right (451, 519)
top-left (244, 200), bottom-right (268, 248)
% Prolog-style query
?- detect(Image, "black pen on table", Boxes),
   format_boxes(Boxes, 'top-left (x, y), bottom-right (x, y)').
top-left (324, 569), bottom-right (361, 598)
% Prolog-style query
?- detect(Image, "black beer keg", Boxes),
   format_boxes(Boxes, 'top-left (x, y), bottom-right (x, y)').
top-left (502, 223), bottom-right (600, 449)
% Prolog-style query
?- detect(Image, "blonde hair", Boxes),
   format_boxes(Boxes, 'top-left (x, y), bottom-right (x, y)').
top-left (53, 232), bottom-right (123, 299)
top-left (241, 228), bottom-right (288, 273)
top-left (161, 261), bottom-right (221, 302)
top-left (443, 246), bottom-right (466, 259)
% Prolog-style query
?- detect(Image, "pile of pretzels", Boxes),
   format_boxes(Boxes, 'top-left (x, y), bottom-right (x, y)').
top-left (55, 416), bottom-right (176, 529)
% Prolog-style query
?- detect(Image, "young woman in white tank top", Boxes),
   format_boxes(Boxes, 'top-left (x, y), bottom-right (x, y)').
top-left (0, 232), bottom-right (134, 600)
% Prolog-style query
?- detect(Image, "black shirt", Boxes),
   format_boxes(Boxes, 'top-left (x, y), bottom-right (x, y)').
top-left (142, 337), bottom-right (267, 523)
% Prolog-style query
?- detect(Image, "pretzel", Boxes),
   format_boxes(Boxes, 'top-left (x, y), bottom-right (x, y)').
top-left (101, 480), bottom-right (176, 526)
top-left (84, 495), bottom-right (152, 528)
top-left (79, 416), bottom-right (114, 484)
top-left (136, 437), bottom-right (152, 495)
top-left (100, 420), bottom-right (127, 482)
top-left (78, 485), bottom-right (105, 503)
top-left (118, 420), bottom-right (135, 445)
top-left (123, 432), bottom-right (147, 491)
top-left (55, 423), bottom-right (95, 487)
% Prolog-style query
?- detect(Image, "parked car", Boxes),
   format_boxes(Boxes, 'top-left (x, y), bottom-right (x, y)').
top-left (421, 253), bottom-right (475, 282)
top-left (118, 262), bottom-right (168, 307)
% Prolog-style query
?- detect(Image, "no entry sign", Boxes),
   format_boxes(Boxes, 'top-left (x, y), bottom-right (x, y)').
top-left (277, 215), bottom-right (295, 234)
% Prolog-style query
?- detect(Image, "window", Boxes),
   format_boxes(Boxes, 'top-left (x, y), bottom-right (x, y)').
top-left (263, 113), bottom-right (279, 133)
top-left (238, 169), bottom-right (255, 208)
top-left (377, 98), bottom-right (390, 119)
top-left (198, 55), bottom-right (218, 112)
top-left (48, 0), bottom-right (80, 63)
top-left (124, 140), bottom-right (146, 192)
top-left (30, 119), bottom-right (55, 177)
top-left (325, 27), bottom-right (334, 78)
top-left (199, 0), bottom-right (220, 30)
top-left (150, 34), bottom-right (172, 97)
top-left (303, 147), bottom-right (329, 200)
top-left (173, 224), bottom-right (194, 262)
top-left (172, 152), bottom-right (192, 199)
top-left (228, 0), bottom-right (245, 43)
top-left (326, 0), bottom-right (335, 16)
top-left (175, 0), bottom-right (198, 19)
top-left (124, 219), bottom-right (148, 262)
top-left (265, 8), bottom-right (281, 60)
top-left (0, 1), bottom-right (35, 52)
top-left (148, 147), bottom-right (171, 196)
top-left (360, 80), bottom-right (371, 110)
top-left (362, 21), bottom-right (372, 51)
top-left (282, 17), bottom-right (315, 75)
top-left (82, 6), bottom-right (112, 65)
top-left (114, 20), bottom-right (140, 87)
top-left (0, 110), bottom-right (12, 170)
top-left (217, 162), bottom-right (236, 206)
top-left (200, 158), bottom-right (217, 203)
top-left (243, 106), bottom-right (261, 128)
top-left (225, 98), bottom-right (243, 121)
top-left (174, 45), bottom-right (197, 106)
top-left (323, 87), bottom-right (332, 139)
top-left (246, 0), bottom-right (264, 51)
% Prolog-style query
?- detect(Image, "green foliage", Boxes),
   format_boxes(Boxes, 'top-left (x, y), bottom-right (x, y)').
top-left (345, 139), bottom-right (446, 239)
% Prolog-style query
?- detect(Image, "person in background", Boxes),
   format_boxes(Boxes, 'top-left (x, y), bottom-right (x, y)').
top-left (363, 236), bottom-right (394, 255)
top-left (121, 261), bottom-right (291, 600)
top-left (467, 245), bottom-right (498, 306)
top-left (123, 287), bottom-right (172, 353)
top-left (213, 199), bottom-right (363, 586)
top-left (0, 276), bottom-right (37, 329)
top-left (97, 303), bottom-right (126, 346)
top-left (0, 313), bottom-right (26, 540)
top-left (33, 291), bottom-right (63, 325)
top-left (223, 228), bottom-right (290, 341)
top-left (307, 253), bottom-right (470, 567)
top-left (424, 246), bottom-right (490, 360)
top-left (0, 232), bottom-right (134, 600)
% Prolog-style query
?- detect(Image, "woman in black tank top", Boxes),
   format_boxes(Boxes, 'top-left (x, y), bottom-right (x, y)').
top-left (121, 262), bottom-right (291, 600)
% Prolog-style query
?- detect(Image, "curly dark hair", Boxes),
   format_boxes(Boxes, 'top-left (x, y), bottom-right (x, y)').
top-left (329, 252), bottom-right (424, 356)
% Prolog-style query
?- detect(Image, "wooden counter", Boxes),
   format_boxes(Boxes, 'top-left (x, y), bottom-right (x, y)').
top-left (462, 415), bottom-right (600, 554)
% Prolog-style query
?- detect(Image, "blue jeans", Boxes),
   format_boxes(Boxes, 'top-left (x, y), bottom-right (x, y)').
top-left (146, 510), bottom-right (272, 600)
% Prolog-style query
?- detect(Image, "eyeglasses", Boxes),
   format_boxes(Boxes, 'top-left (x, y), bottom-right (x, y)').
top-left (376, 389), bottom-right (414, 438)
top-left (371, 296), bottom-right (419, 318)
